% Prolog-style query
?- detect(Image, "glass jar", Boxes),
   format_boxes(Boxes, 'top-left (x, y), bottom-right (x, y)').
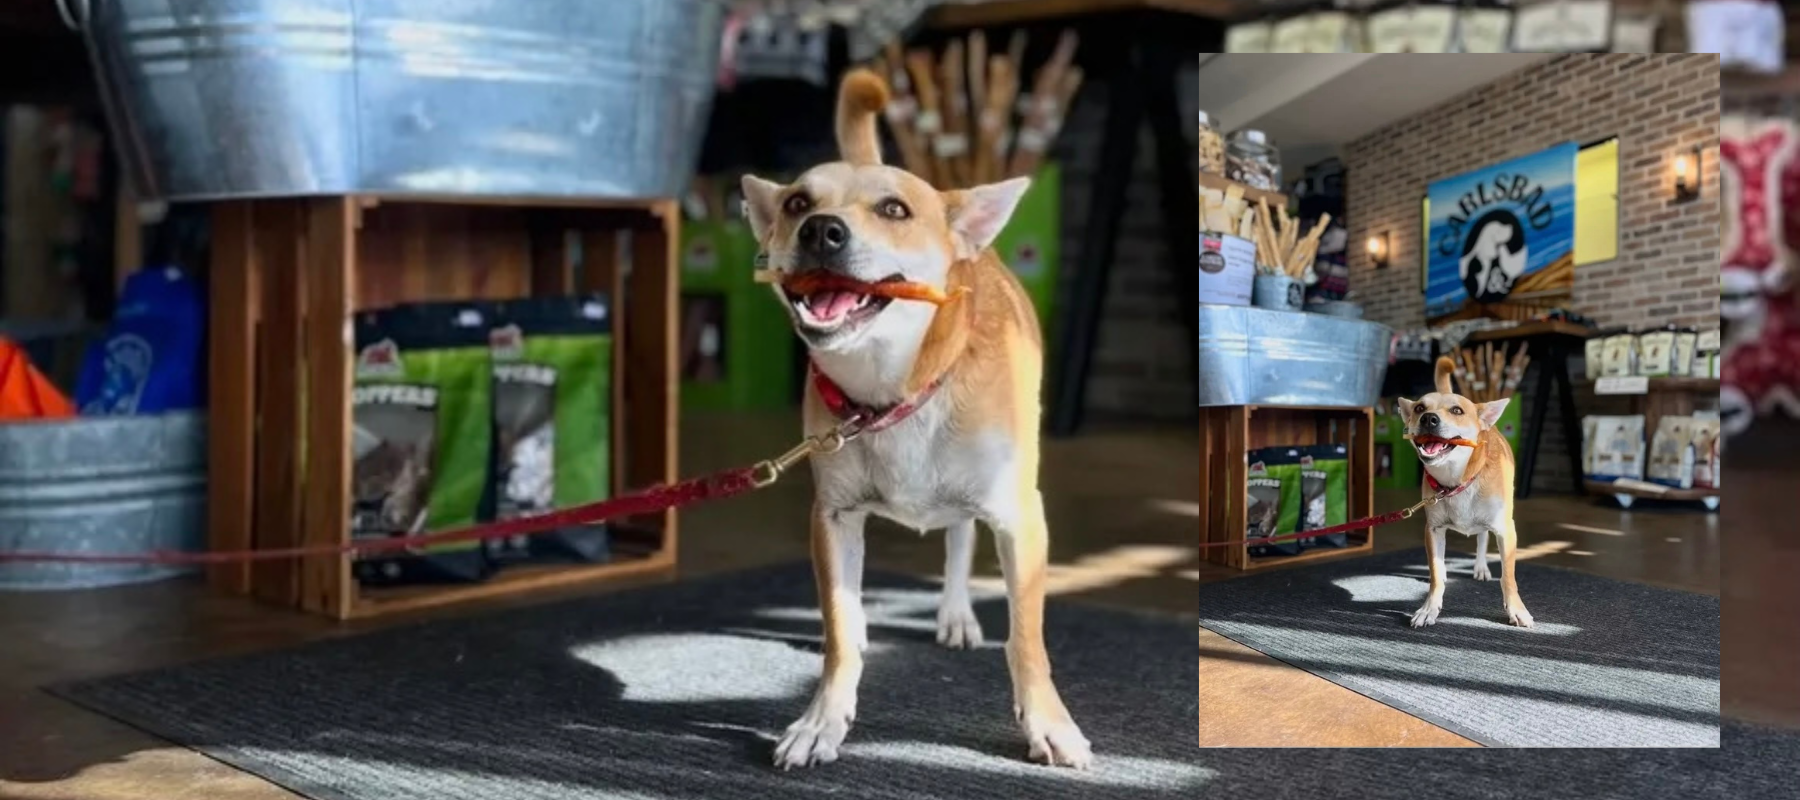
top-left (1196, 111), bottom-right (1226, 175)
top-left (1227, 129), bottom-right (1281, 191)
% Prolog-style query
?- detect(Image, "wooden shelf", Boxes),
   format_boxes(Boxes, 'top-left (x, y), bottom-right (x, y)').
top-left (1244, 540), bottom-right (1374, 570)
top-left (1199, 404), bottom-right (1375, 571)
top-left (352, 549), bottom-right (674, 618)
top-left (1602, 377), bottom-right (1720, 393)
top-left (207, 196), bottom-right (680, 620)
top-left (1723, 65), bottom-right (1800, 101)
top-left (1464, 320), bottom-right (1595, 343)
top-left (1584, 480), bottom-right (1719, 511)
top-left (1198, 171), bottom-right (1288, 211)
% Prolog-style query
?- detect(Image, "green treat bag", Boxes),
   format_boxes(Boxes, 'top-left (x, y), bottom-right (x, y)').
top-left (1493, 394), bottom-right (1524, 453)
top-left (1298, 444), bottom-right (1351, 549)
top-left (1246, 447), bottom-right (1303, 558)
top-left (485, 296), bottom-right (614, 565)
top-left (350, 303), bottom-right (495, 586)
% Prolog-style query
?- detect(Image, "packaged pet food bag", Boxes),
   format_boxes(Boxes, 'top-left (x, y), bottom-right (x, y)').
top-left (350, 303), bottom-right (495, 586)
top-left (1246, 447), bottom-right (1302, 558)
top-left (1296, 444), bottom-right (1351, 549)
top-left (484, 296), bottom-right (614, 565)
top-left (75, 266), bottom-right (205, 414)
top-left (1646, 415), bottom-right (1697, 489)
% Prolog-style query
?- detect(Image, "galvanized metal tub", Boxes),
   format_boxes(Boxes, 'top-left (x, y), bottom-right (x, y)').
top-left (1197, 305), bottom-right (1393, 408)
top-left (70, 0), bottom-right (725, 201)
top-left (0, 412), bottom-right (206, 591)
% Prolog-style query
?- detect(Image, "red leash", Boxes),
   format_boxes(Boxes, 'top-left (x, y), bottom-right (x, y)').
top-left (0, 364), bottom-right (926, 567)
top-left (1199, 476), bottom-right (1470, 549)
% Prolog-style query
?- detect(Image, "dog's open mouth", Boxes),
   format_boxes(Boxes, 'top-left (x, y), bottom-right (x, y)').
top-left (783, 272), bottom-right (903, 330)
top-left (1415, 439), bottom-right (1453, 460)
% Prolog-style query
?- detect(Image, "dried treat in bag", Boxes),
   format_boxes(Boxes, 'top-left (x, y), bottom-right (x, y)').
top-left (351, 303), bottom-right (495, 586)
top-left (484, 296), bottom-right (614, 565)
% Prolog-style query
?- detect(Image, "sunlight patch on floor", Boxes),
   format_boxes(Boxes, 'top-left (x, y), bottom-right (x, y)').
top-left (1151, 499), bottom-right (1200, 517)
top-left (858, 742), bottom-right (1217, 788)
top-left (1557, 522), bottom-right (1625, 536)
top-left (969, 545), bottom-right (1195, 597)
top-left (570, 633), bottom-right (824, 702)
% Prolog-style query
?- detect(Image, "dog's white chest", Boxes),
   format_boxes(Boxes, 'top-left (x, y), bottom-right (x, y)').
top-left (813, 404), bottom-right (1017, 531)
top-left (1428, 486), bottom-right (1505, 535)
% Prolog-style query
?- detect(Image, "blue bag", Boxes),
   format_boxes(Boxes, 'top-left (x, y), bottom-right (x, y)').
top-left (76, 266), bottom-right (206, 415)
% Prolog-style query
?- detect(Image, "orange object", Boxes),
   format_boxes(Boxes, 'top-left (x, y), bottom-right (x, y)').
top-left (1404, 433), bottom-right (1481, 449)
top-left (0, 338), bottom-right (76, 420)
top-left (778, 270), bottom-right (963, 306)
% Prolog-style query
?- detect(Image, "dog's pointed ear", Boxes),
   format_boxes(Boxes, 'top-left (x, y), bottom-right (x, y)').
top-left (740, 175), bottom-right (784, 243)
top-left (1478, 397), bottom-right (1510, 429)
top-left (1396, 398), bottom-right (1416, 425)
top-left (944, 177), bottom-right (1030, 258)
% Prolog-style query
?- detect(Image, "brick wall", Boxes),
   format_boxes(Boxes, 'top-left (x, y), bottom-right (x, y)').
top-left (1342, 53), bottom-right (1720, 492)
top-left (1049, 65), bottom-right (1199, 422)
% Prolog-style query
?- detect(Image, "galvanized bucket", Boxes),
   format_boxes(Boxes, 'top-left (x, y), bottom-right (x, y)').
top-left (61, 0), bottom-right (725, 201)
top-left (1196, 305), bottom-right (1392, 408)
top-left (0, 412), bottom-right (206, 591)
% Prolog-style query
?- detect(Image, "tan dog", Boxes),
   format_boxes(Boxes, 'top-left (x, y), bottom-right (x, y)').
top-left (740, 69), bottom-right (1090, 769)
top-left (1396, 357), bottom-right (1534, 629)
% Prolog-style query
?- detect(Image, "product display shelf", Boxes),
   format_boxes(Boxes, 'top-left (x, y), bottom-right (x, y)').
top-left (1196, 172), bottom-right (1288, 212)
top-left (1199, 405), bottom-right (1376, 570)
top-left (206, 195), bottom-right (678, 620)
top-left (1583, 376), bottom-right (1721, 511)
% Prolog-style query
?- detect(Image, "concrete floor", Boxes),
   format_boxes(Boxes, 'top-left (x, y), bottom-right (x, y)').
top-left (0, 410), bottom-right (1758, 799)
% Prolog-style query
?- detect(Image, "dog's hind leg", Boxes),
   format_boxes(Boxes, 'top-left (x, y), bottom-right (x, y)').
top-left (1472, 530), bottom-right (1494, 581)
top-left (937, 519), bottom-right (985, 649)
top-left (1499, 520), bottom-right (1534, 628)
top-left (774, 505), bottom-right (867, 769)
top-left (991, 490), bottom-right (1091, 768)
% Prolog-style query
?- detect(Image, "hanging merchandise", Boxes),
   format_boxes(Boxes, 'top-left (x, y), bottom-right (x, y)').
top-left (1609, 8), bottom-right (1661, 53)
top-left (1307, 1), bottom-right (1364, 52)
top-left (1687, 0), bottom-right (1786, 74)
top-left (1510, 0), bottom-right (1613, 52)
top-left (1365, 0), bottom-right (1460, 53)
top-left (725, 0), bottom-right (939, 86)
top-left (1722, 290), bottom-right (1800, 437)
top-left (74, 267), bottom-right (205, 415)
top-left (1720, 113), bottom-right (1798, 322)
top-left (1225, 16), bottom-right (1273, 52)
top-left (1456, 1), bottom-right (1516, 53)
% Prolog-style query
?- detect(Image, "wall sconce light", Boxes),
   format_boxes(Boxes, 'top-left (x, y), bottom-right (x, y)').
top-left (1367, 232), bottom-right (1390, 269)
top-left (1673, 146), bottom-right (1702, 203)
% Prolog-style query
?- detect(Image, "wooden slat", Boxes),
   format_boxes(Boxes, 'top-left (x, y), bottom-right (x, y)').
top-left (205, 203), bottom-right (259, 594)
top-left (529, 222), bottom-right (573, 296)
top-left (626, 204), bottom-right (681, 553)
top-left (577, 230), bottom-right (627, 496)
top-left (251, 201), bottom-right (306, 606)
top-left (1224, 406), bottom-right (1248, 569)
top-left (299, 197), bottom-right (357, 619)
top-left (1350, 407), bottom-right (1374, 547)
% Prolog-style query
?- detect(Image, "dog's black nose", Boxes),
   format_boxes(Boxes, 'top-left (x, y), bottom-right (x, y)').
top-left (798, 214), bottom-right (851, 256)
top-left (1420, 412), bottom-right (1441, 429)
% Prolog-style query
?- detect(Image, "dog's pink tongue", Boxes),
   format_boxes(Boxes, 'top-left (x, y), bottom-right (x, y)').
top-left (806, 291), bottom-right (861, 321)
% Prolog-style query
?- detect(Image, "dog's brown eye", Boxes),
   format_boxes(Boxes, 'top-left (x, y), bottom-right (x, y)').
top-left (876, 198), bottom-right (910, 220)
top-left (1450, 406), bottom-right (1464, 415)
top-left (1413, 404), bottom-right (1426, 414)
top-left (783, 194), bottom-right (812, 215)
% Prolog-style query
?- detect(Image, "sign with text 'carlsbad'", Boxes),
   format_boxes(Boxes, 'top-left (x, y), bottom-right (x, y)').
top-left (1425, 142), bottom-right (1577, 322)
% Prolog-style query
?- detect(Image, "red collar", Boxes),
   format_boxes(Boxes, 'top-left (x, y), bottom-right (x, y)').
top-left (809, 362), bottom-right (946, 435)
top-left (1423, 471), bottom-right (1476, 499)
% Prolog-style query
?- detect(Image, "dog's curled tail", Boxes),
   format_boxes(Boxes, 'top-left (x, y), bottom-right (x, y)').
top-left (1434, 356), bottom-right (1456, 395)
top-left (837, 67), bottom-right (889, 166)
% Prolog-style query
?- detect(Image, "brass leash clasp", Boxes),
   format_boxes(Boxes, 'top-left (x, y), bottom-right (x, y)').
top-left (750, 422), bottom-right (862, 488)
top-left (1399, 494), bottom-right (1440, 519)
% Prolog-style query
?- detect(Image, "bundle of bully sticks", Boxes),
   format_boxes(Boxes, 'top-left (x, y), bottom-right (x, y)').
top-left (877, 30), bottom-right (1082, 188)
top-left (1251, 198), bottom-right (1331, 282)
top-left (1452, 342), bottom-right (1532, 402)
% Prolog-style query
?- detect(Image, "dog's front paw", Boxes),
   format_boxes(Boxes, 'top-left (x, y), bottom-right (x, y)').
top-left (1471, 559), bottom-right (1493, 581)
top-left (773, 695), bottom-right (855, 770)
top-left (1409, 600), bottom-right (1443, 628)
top-left (1507, 605), bottom-right (1535, 628)
top-left (1015, 698), bottom-right (1092, 769)
top-left (936, 600), bottom-right (984, 649)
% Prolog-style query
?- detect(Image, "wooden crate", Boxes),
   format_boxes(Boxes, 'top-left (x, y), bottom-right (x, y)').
top-left (206, 195), bottom-right (679, 619)
top-left (1199, 405), bottom-right (1375, 570)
